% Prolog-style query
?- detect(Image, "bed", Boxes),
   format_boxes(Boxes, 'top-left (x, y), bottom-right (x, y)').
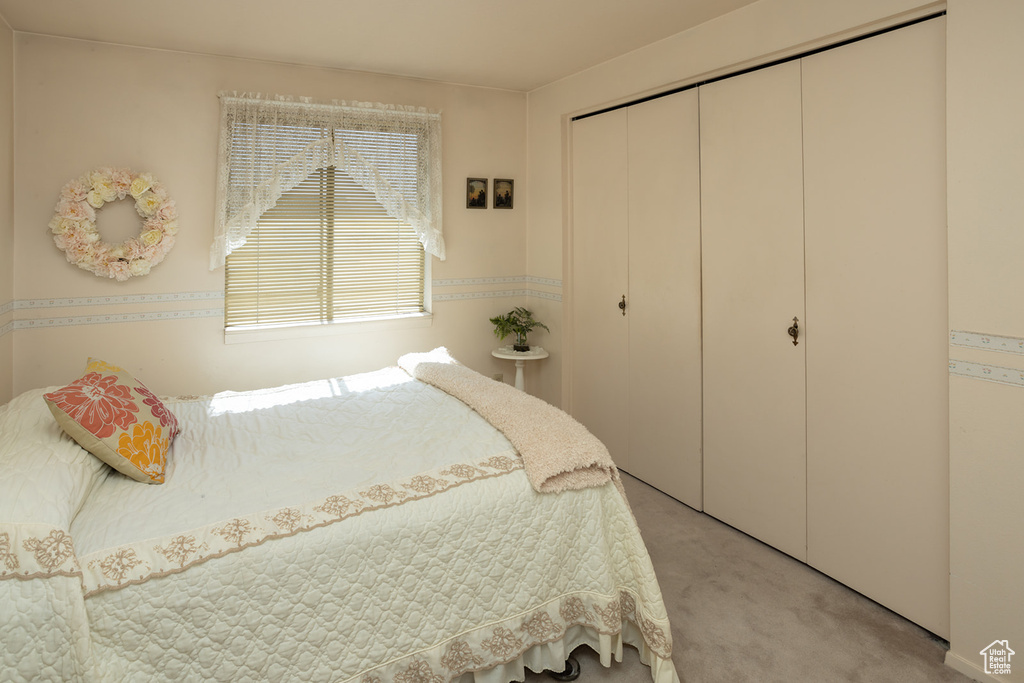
top-left (0, 349), bottom-right (679, 683)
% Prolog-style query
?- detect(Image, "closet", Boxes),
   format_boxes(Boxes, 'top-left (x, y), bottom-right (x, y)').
top-left (570, 90), bottom-right (703, 510)
top-left (570, 17), bottom-right (948, 638)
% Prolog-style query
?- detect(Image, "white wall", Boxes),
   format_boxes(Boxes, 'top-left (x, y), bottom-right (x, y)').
top-left (946, 1), bottom-right (1024, 680)
top-left (9, 34), bottom-right (531, 399)
top-left (527, 0), bottom-right (1023, 680)
top-left (0, 17), bottom-right (12, 401)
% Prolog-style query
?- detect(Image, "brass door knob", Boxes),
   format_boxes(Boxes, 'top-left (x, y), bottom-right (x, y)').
top-left (788, 317), bottom-right (800, 345)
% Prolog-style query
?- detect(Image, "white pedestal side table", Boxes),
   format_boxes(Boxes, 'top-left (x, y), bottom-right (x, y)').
top-left (491, 346), bottom-right (549, 392)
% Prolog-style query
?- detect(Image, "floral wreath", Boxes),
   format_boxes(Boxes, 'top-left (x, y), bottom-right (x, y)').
top-left (49, 167), bottom-right (178, 281)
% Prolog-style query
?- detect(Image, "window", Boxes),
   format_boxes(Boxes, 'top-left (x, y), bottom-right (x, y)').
top-left (212, 93), bottom-right (444, 333)
top-left (225, 161), bottom-right (426, 329)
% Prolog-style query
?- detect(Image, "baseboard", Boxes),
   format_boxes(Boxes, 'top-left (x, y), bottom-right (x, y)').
top-left (945, 650), bottom-right (1008, 683)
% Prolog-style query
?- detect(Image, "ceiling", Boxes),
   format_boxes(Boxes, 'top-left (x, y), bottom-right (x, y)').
top-left (0, 0), bottom-right (759, 91)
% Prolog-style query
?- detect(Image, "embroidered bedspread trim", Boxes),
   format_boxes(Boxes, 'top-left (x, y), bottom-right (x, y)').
top-left (0, 524), bottom-right (82, 581)
top-left (355, 589), bottom-right (672, 683)
top-left (75, 454), bottom-right (523, 596)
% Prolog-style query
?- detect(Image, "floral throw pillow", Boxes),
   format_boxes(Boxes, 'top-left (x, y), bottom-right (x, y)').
top-left (43, 359), bottom-right (179, 484)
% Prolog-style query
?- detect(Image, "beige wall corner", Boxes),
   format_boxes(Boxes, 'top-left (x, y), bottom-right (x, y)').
top-left (947, 0), bottom-right (1024, 680)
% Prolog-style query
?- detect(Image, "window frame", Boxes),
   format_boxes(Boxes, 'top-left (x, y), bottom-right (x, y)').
top-left (214, 94), bottom-right (442, 342)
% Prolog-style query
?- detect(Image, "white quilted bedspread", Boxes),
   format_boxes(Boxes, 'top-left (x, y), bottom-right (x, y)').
top-left (1, 367), bottom-right (678, 683)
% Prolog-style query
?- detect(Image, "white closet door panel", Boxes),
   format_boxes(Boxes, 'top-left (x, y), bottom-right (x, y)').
top-left (626, 91), bottom-right (703, 509)
top-left (803, 19), bottom-right (949, 637)
top-left (570, 111), bottom-right (630, 466)
top-left (700, 62), bottom-right (807, 560)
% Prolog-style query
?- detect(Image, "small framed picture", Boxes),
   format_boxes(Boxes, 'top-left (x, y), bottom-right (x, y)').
top-left (493, 179), bottom-right (514, 209)
top-left (466, 178), bottom-right (487, 209)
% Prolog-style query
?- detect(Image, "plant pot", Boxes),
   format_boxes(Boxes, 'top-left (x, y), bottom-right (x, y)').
top-left (513, 344), bottom-right (530, 352)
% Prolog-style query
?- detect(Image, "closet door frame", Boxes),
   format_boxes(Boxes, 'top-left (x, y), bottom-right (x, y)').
top-left (564, 10), bottom-right (949, 638)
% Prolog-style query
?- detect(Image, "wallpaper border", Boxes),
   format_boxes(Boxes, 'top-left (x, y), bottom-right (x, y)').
top-left (0, 277), bottom-right (563, 335)
top-left (431, 275), bottom-right (562, 302)
top-left (14, 291), bottom-right (224, 309)
top-left (14, 309), bottom-right (225, 330)
top-left (949, 359), bottom-right (1024, 388)
top-left (433, 289), bottom-right (561, 302)
top-left (950, 329), bottom-right (1024, 355)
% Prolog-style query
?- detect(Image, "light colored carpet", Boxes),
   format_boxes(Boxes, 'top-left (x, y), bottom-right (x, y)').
top-left (524, 474), bottom-right (973, 683)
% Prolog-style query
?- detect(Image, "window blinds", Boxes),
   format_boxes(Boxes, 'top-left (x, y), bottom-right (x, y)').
top-left (225, 165), bottom-right (425, 329)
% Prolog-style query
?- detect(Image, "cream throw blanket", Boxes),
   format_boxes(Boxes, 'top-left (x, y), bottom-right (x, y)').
top-left (398, 348), bottom-right (618, 494)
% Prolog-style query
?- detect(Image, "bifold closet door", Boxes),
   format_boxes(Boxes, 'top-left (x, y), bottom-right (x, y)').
top-left (700, 61), bottom-right (808, 561)
top-left (626, 91), bottom-right (703, 509)
top-left (802, 18), bottom-right (949, 637)
top-left (570, 110), bottom-right (629, 464)
top-left (571, 93), bottom-right (702, 507)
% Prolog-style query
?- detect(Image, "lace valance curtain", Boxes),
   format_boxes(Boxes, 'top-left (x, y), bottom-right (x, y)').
top-left (210, 92), bottom-right (445, 269)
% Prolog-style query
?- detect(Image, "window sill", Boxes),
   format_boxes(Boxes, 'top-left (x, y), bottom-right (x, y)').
top-left (224, 312), bottom-right (432, 345)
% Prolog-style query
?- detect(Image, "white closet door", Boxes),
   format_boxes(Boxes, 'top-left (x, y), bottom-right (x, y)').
top-left (570, 111), bottom-right (630, 466)
top-left (627, 91), bottom-right (703, 509)
top-left (803, 19), bottom-right (949, 638)
top-left (700, 61), bottom-right (808, 561)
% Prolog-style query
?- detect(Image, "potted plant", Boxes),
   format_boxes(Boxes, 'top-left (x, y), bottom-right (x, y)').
top-left (489, 307), bottom-right (549, 352)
